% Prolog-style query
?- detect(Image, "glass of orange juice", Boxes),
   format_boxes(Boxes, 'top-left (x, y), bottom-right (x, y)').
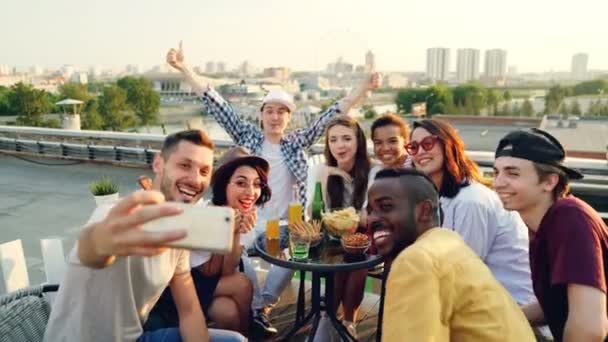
top-left (266, 217), bottom-right (280, 240)
top-left (266, 236), bottom-right (280, 256)
top-left (288, 185), bottom-right (303, 228)
top-left (288, 202), bottom-right (303, 225)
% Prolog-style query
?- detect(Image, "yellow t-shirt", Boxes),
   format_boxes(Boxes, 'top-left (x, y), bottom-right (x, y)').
top-left (383, 228), bottom-right (534, 342)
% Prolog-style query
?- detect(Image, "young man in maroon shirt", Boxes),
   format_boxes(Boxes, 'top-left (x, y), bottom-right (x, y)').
top-left (493, 128), bottom-right (608, 342)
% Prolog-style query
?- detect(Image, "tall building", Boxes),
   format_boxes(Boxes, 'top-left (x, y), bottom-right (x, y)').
top-left (239, 61), bottom-right (254, 76)
top-left (426, 47), bottom-right (450, 82)
top-left (205, 61), bottom-right (216, 74)
top-left (327, 57), bottom-right (354, 75)
top-left (263, 67), bottom-right (290, 81)
top-left (365, 50), bottom-right (376, 72)
top-left (0, 64), bottom-right (11, 76)
top-left (456, 48), bottom-right (480, 83)
top-left (484, 49), bottom-right (507, 83)
top-left (216, 62), bottom-right (226, 73)
top-left (62, 65), bottom-right (75, 79)
top-left (571, 53), bottom-right (589, 81)
top-left (126, 64), bottom-right (141, 75)
top-left (30, 65), bottom-right (43, 76)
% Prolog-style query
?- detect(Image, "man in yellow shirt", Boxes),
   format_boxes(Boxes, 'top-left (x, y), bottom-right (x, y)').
top-left (367, 168), bottom-right (535, 341)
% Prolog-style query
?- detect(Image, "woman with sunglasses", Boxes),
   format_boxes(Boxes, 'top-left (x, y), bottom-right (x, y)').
top-left (145, 147), bottom-right (271, 337)
top-left (408, 119), bottom-right (534, 305)
top-left (306, 116), bottom-right (375, 339)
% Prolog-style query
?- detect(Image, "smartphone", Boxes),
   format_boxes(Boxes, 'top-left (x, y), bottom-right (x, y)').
top-left (142, 203), bottom-right (235, 253)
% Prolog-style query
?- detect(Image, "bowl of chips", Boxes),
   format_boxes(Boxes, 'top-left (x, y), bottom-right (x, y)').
top-left (289, 220), bottom-right (324, 248)
top-left (341, 233), bottom-right (371, 255)
top-left (322, 207), bottom-right (359, 240)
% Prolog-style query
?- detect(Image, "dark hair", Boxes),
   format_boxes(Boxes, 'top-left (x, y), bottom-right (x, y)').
top-left (371, 113), bottom-right (410, 143)
top-left (411, 119), bottom-right (481, 198)
top-left (532, 162), bottom-right (570, 200)
top-left (324, 116), bottom-right (371, 210)
top-left (211, 163), bottom-right (271, 206)
top-left (375, 168), bottom-right (441, 224)
top-left (161, 130), bottom-right (214, 160)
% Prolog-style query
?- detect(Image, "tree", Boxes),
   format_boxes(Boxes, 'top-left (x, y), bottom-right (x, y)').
top-left (453, 84), bottom-right (485, 115)
top-left (97, 85), bottom-right (136, 131)
top-left (362, 104), bottom-right (377, 119)
top-left (59, 83), bottom-right (91, 102)
top-left (570, 100), bottom-right (582, 115)
top-left (544, 85), bottom-right (567, 114)
top-left (81, 101), bottom-right (104, 130)
top-left (117, 76), bottom-right (160, 126)
top-left (499, 103), bottom-right (512, 116)
top-left (521, 99), bottom-right (534, 116)
top-left (587, 99), bottom-right (603, 116)
top-left (573, 79), bottom-right (607, 96)
top-left (512, 102), bottom-right (521, 116)
top-left (559, 101), bottom-right (569, 115)
top-left (486, 89), bottom-right (501, 115)
top-left (427, 84), bottom-right (453, 115)
top-left (8, 82), bottom-right (53, 127)
top-left (395, 88), bottom-right (428, 114)
top-left (0, 86), bottom-right (11, 115)
top-left (503, 90), bottom-right (512, 102)
top-left (600, 102), bottom-right (608, 117)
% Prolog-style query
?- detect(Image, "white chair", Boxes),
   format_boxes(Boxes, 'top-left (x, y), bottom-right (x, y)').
top-left (40, 239), bottom-right (66, 285)
top-left (0, 240), bottom-right (30, 294)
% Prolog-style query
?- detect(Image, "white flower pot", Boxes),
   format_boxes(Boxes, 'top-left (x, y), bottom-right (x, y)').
top-left (94, 193), bottom-right (119, 207)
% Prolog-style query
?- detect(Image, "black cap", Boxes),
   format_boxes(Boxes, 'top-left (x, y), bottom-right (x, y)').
top-left (495, 128), bottom-right (583, 180)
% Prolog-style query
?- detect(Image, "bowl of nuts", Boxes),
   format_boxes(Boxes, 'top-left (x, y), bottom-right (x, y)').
top-left (341, 233), bottom-right (371, 255)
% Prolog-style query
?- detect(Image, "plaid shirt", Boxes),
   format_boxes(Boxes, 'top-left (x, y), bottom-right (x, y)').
top-left (201, 89), bottom-right (341, 206)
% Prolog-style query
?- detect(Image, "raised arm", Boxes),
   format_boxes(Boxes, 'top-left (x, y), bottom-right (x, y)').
top-left (166, 41), bottom-right (259, 143)
top-left (292, 72), bottom-right (380, 148)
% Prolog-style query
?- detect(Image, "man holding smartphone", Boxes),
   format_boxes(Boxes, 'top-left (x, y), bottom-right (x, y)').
top-left (44, 130), bottom-right (245, 342)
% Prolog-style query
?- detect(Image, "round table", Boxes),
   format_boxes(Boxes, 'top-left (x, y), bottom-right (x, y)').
top-left (254, 233), bottom-right (383, 341)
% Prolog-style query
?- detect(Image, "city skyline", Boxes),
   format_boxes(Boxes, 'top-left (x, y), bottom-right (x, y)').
top-left (1, 0), bottom-right (607, 72)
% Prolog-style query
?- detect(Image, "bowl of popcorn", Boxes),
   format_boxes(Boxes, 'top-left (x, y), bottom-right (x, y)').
top-left (341, 233), bottom-right (371, 255)
top-left (323, 207), bottom-right (359, 240)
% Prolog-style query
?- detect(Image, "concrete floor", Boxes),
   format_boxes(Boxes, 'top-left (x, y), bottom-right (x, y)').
top-left (0, 153), bottom-right (152, 284)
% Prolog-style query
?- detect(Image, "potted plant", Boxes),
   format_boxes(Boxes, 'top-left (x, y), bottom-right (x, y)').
top-left (89, 176), bottom-right (119, 206)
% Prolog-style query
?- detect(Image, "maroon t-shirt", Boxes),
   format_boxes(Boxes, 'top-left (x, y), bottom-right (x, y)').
top-left (530, 196), bottom-right (608, 341)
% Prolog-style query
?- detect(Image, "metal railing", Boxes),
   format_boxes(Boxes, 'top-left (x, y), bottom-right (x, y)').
top-left (1, 125), bottom-right (607, 221)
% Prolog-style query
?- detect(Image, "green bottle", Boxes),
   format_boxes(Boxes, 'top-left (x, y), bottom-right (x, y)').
top-left (312, 182), bottom-right (325, 221)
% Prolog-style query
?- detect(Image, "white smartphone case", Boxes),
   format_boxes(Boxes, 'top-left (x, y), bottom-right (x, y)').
top-left (142, 203), bottom-right (235, 253)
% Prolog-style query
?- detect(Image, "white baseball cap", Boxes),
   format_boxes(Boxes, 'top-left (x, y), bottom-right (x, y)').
top-left (262, 89), bottom-right (296, 113)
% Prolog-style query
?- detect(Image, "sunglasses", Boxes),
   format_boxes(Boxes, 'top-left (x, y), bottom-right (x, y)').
top-left (405, 135), bottom-right (439, 156)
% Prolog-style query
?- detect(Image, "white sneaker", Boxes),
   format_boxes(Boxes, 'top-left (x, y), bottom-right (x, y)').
top-left (344, 320), bottom-right (358, 339)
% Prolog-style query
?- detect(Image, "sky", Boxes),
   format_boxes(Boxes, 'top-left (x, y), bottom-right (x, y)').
top-left (2, 0), bottom-right (607, 73)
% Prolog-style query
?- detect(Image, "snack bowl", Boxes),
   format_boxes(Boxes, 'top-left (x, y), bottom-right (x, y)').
top-left (323, 207), bottom-right (359, 240)
top-left (341, 233), bottom-right (371, 255)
